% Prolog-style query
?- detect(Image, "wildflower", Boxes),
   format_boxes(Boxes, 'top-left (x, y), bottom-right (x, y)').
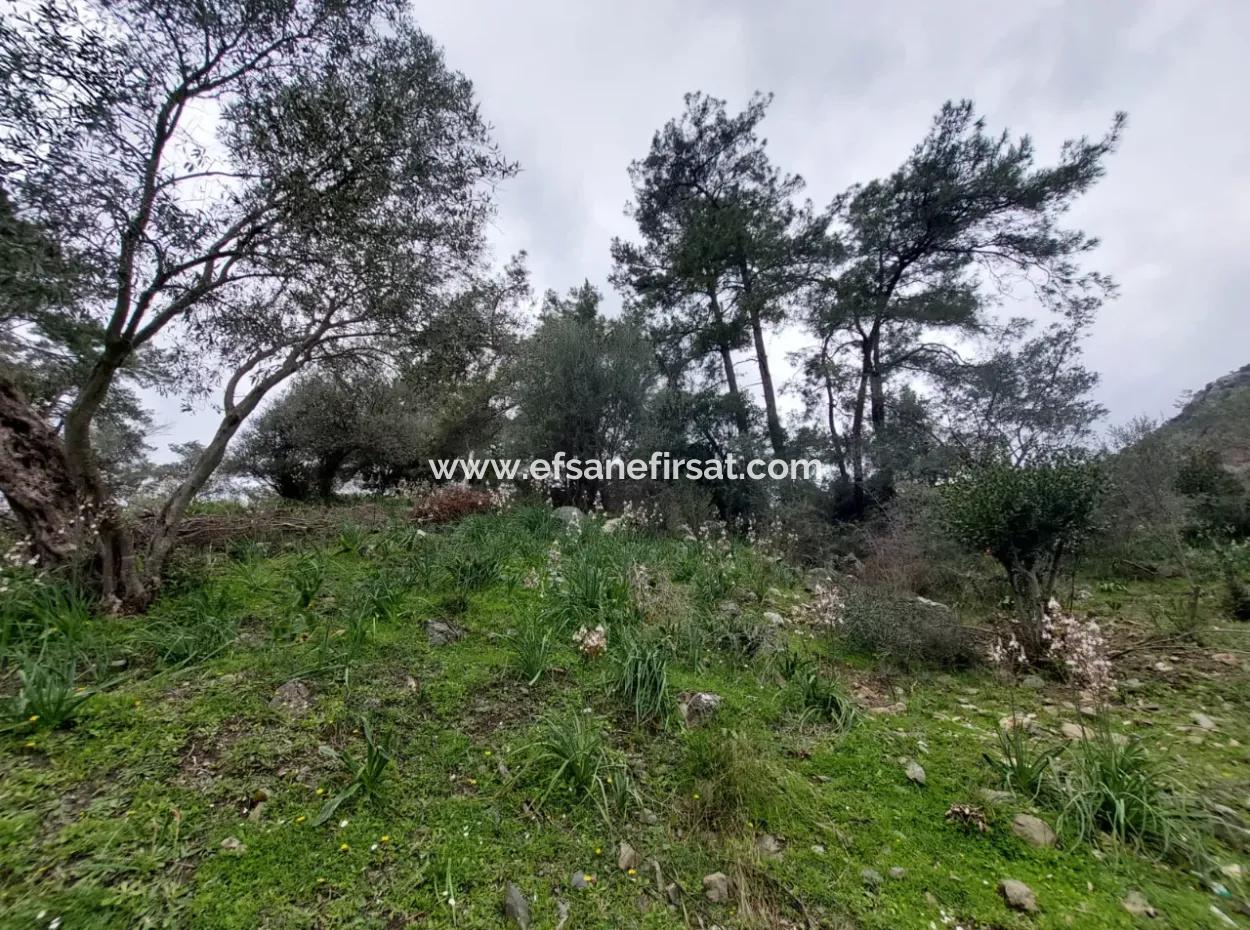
top-left (484, 750), bottom-right (492, 757)
top-left (339, 843), bottom-right (350, 851)
top-left (572, 625), bottom-right (608, 658)
top-left (27, 715), bottom-right (38, 723)
top-left (380, 835), bottom-right (390, 843)
top-left (316, 787), bottom-right (325, 796)
top-left (692, 792), bottom-right (700, 800)
top-left (295, 815), bottom-right (306, 824)
top-left (594, 846), bottom-right (602, 855)
top-left (627, 868), bottom-right (637, 876)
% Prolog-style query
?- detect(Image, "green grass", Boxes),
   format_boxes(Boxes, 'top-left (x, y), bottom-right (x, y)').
top-left (0, 504), bottom-right (1244, 929)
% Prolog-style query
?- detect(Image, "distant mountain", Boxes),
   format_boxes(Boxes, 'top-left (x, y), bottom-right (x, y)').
top-left (1157, 363), bottom-right (1250, 484)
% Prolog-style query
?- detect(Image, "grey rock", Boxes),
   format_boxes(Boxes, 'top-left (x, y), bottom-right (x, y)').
top-left (1021, 675), bottom-right (1046, 690)
top-left (719, 600), bottom-right (742, 618)
top-left (888, 867), bottom-right (907, 880)
top-left (553, 506), bottom-right (584, 526)
top-left (678, 691), bottom-right (722, 727)
top-left (602, 517), bottom-right (624, 534)
top-left (570, 871), bottom-right (592, 890)
top-left (1061, 722), bottom-right (1092, 741)
top-left (904, 759), bottom-right (926, 785)
top-left (1193, 712), bottom-right (1217, 731)
top-left (999, 879), bottom-right (1037, 912)
top-left (426, 618), bottom-right (465, 646)
top-left (220, 836), bottom-right (246, 854)
top-left (754, 833), bottom-right (783, 858)
top-left (761, 611), bottom-right (785, 627)
top-left (617, 841), bottom-right (641, 871)
top-left (665, 882), bottom-right (681, 906)
top-left (1121, 890), bottom-right (1156, 918)
top-left (270, 680), bottom-right (313, 716)
top-left (504, 884), bottom-right (531, 929)
top-left (702, 872), bottom-right (731, 903)
top-left (860, 867), bottom-right (883, 888)
top-left (1011, 813), bottom-right (1057, 848)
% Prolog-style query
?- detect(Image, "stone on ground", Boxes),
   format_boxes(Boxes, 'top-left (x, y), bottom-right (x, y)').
top-left (999, 879), bottom-right (1038, 912)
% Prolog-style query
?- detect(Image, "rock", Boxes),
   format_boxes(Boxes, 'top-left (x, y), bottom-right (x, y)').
top-left (1061, 722), bottom-right (1092, 741)
top-left (860, 867), bottom-right (883, 888)
top-left (602, 517), bottom-right (624, 534)
top-left (868, 702), bottom-right (907, 716)
top-left (1121, 890), bottom-right (1156, 918)
top-left (702, 872), bottom-right (731, 903)
top-left (1212, 653), bottom-right (1240, 667)
top-left (916, 595), bottom-right (955, 618)
top-left (570, 871), bottom-right (593, 890)
top-left (904, 760), bottom-right (926, 786)
top-left (553, 506), bottom-right (584, 526)
top-left (504, 884), bottom-right (531, 929)
top-left (889, 867), bottom-right (907, 880)
top-left (665, 882), bottom-right (681, 906)
top-left (1021, 675), bottom-right (1046, 690)
top-left (1011, 813), bottom-right (1057, 848)
top-left (617, 841), bottom-right (641, 871)
top-left (1221, 863), bottom-right (1245, 880)
top-left (220, 836), bottom-right (246, 854)
top-left (555, 899), bottom-right (570, 930)
top-left (719, 600), bottom-right (742, 618)
top-left (1193, 712), bottom-right (1217, 731)
top-left (999, 879), bottom-right (1037, 912)
top-left (803, 568), bottom-right (835, 592)
top-left (678, 691), bottom-right (722, 726)
top-left (426, 619), bottom-right (465, 646)
top-left (754, 833), bottom-right (783, 858)
top-left (979, 788), bottom-right (1013, 806)
top-left (270, 680), bottom-right (313, 716)
top-left (762, 610), bottom-right (785, 627)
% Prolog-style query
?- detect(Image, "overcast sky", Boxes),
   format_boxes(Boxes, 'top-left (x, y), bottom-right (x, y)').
top-left (156, 1), bottom-right (1250, 452)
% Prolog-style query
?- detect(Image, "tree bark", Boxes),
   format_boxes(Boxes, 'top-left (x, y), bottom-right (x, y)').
top-left (748, 306), bottom-right (786, 456)
top-left (0, 377), bottom-right (81, 564)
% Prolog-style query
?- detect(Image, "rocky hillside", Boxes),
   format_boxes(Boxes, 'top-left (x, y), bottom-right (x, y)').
top-left (1158, 362), bottom-right (1250, 483)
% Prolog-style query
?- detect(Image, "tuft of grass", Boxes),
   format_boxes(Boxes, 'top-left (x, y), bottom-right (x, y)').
top-left (510, 618), bottom-right (556, 685)
top-left (1057, 721), bottom-right (1204, 862)
top-left (3, 657), bottom-right (93, 731)
top-left (984, 723), bottom-right (1062, 803)
top-left (311, 716), bottom-right (393, 826)
top-left (788, 664), bottom-right (858, 732)
top-left (678, 728), bottom-right (799, 833)
top-left (517, 711), bottom-right (634, 821)
top-left (543, 560), bottom-right (628, 631)
top-left (609, 631), bottom-right (671, 725)
top-left (141, 586), bottom-right (238, 666)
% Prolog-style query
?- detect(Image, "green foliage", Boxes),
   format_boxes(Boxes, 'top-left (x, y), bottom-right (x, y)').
top-left (544, 560), bottom-right (628, 631)
top-left (678, 728), bottom-right (798, 832)
top-left (4, 657), bottom-right (93, 731)
top-left (1057, 723), bottom-right (1202, 862)
top-left (788, 664), bottom-right (857, 732)
top-left (940, 458), bottom-right (1103, 573)
top-left (517, 712), bottom-right (635, 821)
top-left (509, 618), bottom-right (556, 685)
top-left (608, 631), bottom-right (671, 725)
top-left (140, 586), bottom-right (238, 666)
top-left (290, 554), bottom-right (326, 611)
top-left (311, 717), bottom-right (394, 826)
top-left (984, 724), bottom-right (1062, 802)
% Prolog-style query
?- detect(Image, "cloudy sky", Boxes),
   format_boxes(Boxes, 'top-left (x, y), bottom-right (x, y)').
top-left (152, 1), bottom-right (1250, 451)
top-left (411, 0), bottom-right (1249, 421)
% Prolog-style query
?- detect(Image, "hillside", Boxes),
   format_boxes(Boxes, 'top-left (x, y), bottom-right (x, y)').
top-left (1159, 363), bottom-right (1250, 483)
top-left (2, 505), bottom-right (1248, 929)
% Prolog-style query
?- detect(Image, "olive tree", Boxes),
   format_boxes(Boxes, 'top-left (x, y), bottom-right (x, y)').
top-left (0, 1), bottom-right (512, 602)
top-left (939, 456), bottom-right (1102, 654)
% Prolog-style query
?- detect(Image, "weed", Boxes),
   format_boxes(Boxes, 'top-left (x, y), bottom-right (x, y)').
top-left (4, 657), bottom-right (93, 730)
top-left (788, 664), bottom-right (857, 732)
top-left (1058, 721), bottom-right (1203, 862)
top-left (517, 711), bottom-right (634, 821)
top-left (679, 728), bottom-right (797, 832)
top-left (609, 631), bottom-right (671, 725)
top-left (984, 723), bottom-right (1062, 802)
top-left (510, 618), bottom-right (556, 685)
top-left (290, 554), bottom-right (326, 610)
top-left (142, 587), bottom-right (238, 665)
top-left (312, 716), bottom-right (393, 825)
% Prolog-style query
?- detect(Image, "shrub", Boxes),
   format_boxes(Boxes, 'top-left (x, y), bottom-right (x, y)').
top-left (939, 456), bottom-right (1101, 653)
top-left (410, 484), bottom-right (495, 525)
top-left (838, 585), bottom-right (975, 668)
top-left (609, 632), bottom-right (671, 725)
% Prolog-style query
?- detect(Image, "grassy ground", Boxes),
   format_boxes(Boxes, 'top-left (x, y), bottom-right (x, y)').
top-left (1, 506), bottom-right (1247, 929)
